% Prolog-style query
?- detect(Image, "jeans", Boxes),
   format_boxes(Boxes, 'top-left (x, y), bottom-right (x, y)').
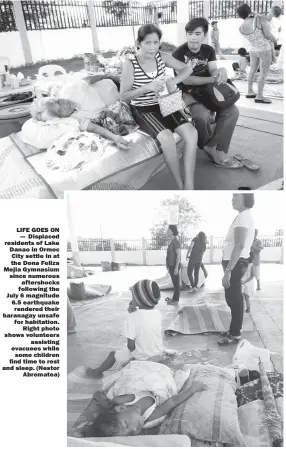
top-left (184, 93), bottom-right (239, 152)
top-left (187, 261), bottom-right (201, 288)
top-left (222, 259), bottom-right (249, 337)
top-left (168, 266), bottom-right (180, 302)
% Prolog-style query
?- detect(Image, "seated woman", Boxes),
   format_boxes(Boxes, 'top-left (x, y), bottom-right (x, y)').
top-left (86, 360), bottom-right (204, 437)
top-left (120, 24), bottom-right (198, 190)
top-left (30, 73), bottom-right (138, 150)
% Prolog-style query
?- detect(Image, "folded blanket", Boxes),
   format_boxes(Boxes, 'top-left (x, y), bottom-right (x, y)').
top-left (165, 296), bottom-right (254, 335)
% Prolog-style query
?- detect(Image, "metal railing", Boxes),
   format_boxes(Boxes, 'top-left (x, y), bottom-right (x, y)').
top-left (21, 0), bottom-right (90, 31)
top-left (0, 0), bottom-right (17, 32)
top-left (209, 0), bottom-right (274, 19)
top-left (189, 0), bottom-right (204, 18)
top-left (68, 234), bottom-right (283, 252)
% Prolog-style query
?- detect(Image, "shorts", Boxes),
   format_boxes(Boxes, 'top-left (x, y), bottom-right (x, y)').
top-left (253, 265), bottom-right (260, 280)
top-left (114, 348), bottom-right (133, 370)
top-left (131, 103), bottom-right (191, 141)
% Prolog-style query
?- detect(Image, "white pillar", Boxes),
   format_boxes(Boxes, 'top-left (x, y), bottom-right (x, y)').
top-left (142, 238), bottom-right (147, 266)
top-left (177, 0), bottom-right (189, 46)
top-left (209, 235), bottom-right (214, 264)
top-left (110, 239), bottom-right (115, 262)
top-left (204, 0), bottom-right (211, 45)
top-left (66, 194), bottom-right (81, 265)
top-left (87, 0), bottom-right (100, 53)
top-left (13, 0), bottom-right (32, 64)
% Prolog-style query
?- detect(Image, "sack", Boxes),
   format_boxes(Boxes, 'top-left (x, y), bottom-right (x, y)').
top-left (191, 79), bottom-right (240, 111)
top-left (233, 339), bottom-right (273, 372)
top-left (158, 88), bottom-right (186, 117)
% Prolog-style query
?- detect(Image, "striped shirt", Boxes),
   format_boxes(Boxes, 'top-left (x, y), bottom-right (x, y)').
top-left (130, 52), bottom-right (166, 107)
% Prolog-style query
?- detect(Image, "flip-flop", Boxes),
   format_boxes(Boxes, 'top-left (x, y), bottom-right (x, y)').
top-left (165, 297), bottom-right (173, 303)
top-left (246, 94), bottom-right (256, 98)
top-left (254, 98), bottom-right (272, 104)
top-left (212, 157), bottom-right (244, 169)
top-left (233, 154), bottom-right (260, 171)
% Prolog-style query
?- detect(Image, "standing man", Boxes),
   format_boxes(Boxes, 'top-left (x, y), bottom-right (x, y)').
top-left (210, 21), bottom-right (225, 59)
top-left (251, 229), bottom-right (264, 290)
top-left (172, 18), bottom-right (240, 169)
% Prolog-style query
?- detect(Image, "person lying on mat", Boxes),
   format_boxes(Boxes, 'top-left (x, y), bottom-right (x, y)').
top-left (30, 73), bottom-right (136, 150)
top-left (86, 279), bottom-right (165, 379)
top-left (87, 361), bottom-right (206, 437)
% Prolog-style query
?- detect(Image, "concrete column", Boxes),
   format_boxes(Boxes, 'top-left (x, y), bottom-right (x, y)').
top-left (87, 0), bottom-right (100, 52)
top-left (13, 0), bottom-right (32, 64)
top-left (209, 235), bottom-right (214, 264)
top-left (110, 239), bottom-right (115, 262)
top-left (66, 194), bottom-right (81, 265)
top-left (142, 238), bottom-right (147, 266)
top-left (203, 0), bottom-right (211, 45)
top-left (280, 245), bottom-right (283, 264)
top-left (177, 0), bottom-right (189, 46)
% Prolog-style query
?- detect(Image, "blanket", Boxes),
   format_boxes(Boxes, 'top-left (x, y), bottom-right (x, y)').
top-left (165, 296), bottom-right (254, 336)
top-left (26, 130), bottom-right (163, 197)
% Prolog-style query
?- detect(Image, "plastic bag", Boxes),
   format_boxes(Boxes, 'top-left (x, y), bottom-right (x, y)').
top-left (233, 339), bottom-right (273, 372)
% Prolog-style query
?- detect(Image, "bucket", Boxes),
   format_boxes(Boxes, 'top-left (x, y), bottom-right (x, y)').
top-left (0, 103), bottom-right (31, 138)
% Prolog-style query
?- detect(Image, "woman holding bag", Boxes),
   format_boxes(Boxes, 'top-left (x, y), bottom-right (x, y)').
top-left (237, 4), bottom-right (277, 104)
top-left (120, 24), bottom-right (198, 190)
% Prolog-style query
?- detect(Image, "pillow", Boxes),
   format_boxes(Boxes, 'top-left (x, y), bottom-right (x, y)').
top-left (21, 117), bottom-right (79, 150)
top-left (92, 79), bottom-right (120, 107)
top-left (60, 79), bottom-right (106, 119)
top-left (159, 364), bottom-right (245, 447)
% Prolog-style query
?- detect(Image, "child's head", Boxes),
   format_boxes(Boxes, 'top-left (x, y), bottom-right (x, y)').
top-left (211, 21), bottom-right (218, 30)
top-left (238, 47), bottom-right (248, 57)
top-left (272, 6), bottom-right (282, 18)
top-left (130, 279), bottom-right (161, 309)
top-left (89, 407), bottom-right (144, 437)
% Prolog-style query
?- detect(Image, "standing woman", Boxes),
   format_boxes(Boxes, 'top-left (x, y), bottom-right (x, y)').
top-left (165, 225), bottom-right (181, 305)
top-left (219, 194), bottom-right (255, 345)
top-left (237, 4), bottom-right (277, 104)
top-left (186, 231), bottom-right (207, 293)
top-left (120, 24), bottom-right (198, 190)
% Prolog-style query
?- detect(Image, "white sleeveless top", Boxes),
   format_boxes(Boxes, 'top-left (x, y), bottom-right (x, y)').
top-left (240, 17), bottom-right (272, 52)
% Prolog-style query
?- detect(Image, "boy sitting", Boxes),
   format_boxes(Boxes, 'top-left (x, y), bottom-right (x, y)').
top-left (232, 48), bottom-right (250, 80)
top-left (86, 279), bottom-right (164, 378)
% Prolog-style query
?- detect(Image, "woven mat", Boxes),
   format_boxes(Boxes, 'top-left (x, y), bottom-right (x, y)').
top-left (0, 135), bottom-right (56, 199)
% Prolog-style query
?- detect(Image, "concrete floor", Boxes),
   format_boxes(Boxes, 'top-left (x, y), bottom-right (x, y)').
top-left (67, 263), bottom-right (283, 375)
top-left (142, 90), bottom-right (283, 190)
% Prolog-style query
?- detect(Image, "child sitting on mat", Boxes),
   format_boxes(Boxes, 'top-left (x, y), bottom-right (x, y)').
top-left (241, 253), bottom-right (255, 313)
top-left (86, 279), bottom-right (164, 378)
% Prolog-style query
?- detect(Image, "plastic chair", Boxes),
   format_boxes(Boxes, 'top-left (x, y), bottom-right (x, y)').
top-left (38, 64), bottom-right (67, 77)
top-left (0, 56), bottom-right (10, 73)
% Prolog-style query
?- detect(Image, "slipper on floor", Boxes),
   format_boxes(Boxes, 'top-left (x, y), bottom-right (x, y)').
top-left (167, 300), bottom-right (179, 306)
top-left (233, 154), bottom-right (260, 171)
top-left (255, 98), bottom-right (272, 104)
top-left (246, 94), bottom-right (256, 98)
top-left (213, 157), bottom-right (244, 169)
top-left (165, 297), bottom-right (173, 303)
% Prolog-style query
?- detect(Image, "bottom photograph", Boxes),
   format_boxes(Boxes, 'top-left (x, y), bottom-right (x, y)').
top-left (67, 191), bottom-right (283, 448)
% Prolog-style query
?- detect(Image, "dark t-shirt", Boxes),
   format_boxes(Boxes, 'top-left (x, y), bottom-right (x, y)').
top-left (172, 43), bottom-right (216, 78)
top-left (189, 236), bottom-right (206, 264)
top-left (166, 238), bottom-right (181, 268)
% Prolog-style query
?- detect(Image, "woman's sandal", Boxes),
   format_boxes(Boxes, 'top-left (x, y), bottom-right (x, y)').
top-left (218, 335), bottom-right (240, 346)
top-left (246, 94), bottom-right (256, 98)
top-left (165, 298), bottom-right (179, 305)
top-left (254, 98), bottom-right (272, 104)
top-left (233, 154), bottom-right (260, 171)
top-left (204, 150), bottom-right (243, 169)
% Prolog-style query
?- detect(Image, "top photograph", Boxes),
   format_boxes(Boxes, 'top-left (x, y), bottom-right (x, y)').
top-left (0, 0), bottom-right (283, 197)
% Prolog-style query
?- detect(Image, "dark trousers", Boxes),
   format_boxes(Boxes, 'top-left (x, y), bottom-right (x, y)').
top-left (188, 261), bottom-right (208, 287)
top-left (222, 259), bottom-right (249, 337)
top-left (187, 261), bottom-right (201, 288)
top-left (168, 266), bottom-right (180, 302)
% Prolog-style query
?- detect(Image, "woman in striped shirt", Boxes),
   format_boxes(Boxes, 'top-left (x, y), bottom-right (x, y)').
top-left (120, 24), bottom-right (198, 190)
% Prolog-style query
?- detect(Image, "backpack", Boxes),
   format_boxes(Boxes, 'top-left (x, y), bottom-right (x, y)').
top-left (191, 79), bottom-right (240, 111)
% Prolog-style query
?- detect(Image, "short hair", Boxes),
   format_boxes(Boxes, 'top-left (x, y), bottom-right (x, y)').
top-left (88, 410), bottom-right (120, 437)
top-left (185, 17), bottom-right (209, 35)
top-left (242, 193), bottom-right (255, 208)
top-left (238, 47), bottom-right (248, 56)
top-left (168, 225), bottom-right (179, 236)
top-left (237, 4), bottom-right (251, 19)
top-left (272, 6), bottom-right (282, 17)
top-left (137, 24), bottom-right (162, 45)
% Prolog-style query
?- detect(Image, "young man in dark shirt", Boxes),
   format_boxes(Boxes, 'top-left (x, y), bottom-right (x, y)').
top-left (172, 18), bottom-right (240, 168)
